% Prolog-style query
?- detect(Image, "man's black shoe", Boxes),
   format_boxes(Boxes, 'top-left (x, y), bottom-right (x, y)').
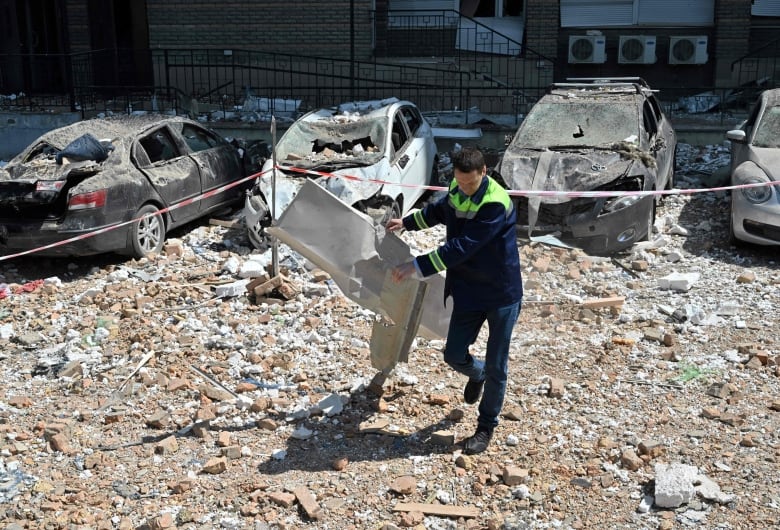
top-left (463, 427), bottom-right (493, 455)
top-left (463, 378), bottom-right (485, 404)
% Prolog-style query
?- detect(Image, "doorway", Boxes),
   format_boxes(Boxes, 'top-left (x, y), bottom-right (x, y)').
top-left (87, 0), bottom-right (151, 90)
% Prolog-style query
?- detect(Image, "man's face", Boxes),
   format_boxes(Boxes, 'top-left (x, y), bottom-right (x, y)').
top-left (453, 166), bottom-right (486, 196)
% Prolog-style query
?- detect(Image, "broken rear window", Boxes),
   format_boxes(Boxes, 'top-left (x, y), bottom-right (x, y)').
top-left (513, 101), bottom-right (639, 149)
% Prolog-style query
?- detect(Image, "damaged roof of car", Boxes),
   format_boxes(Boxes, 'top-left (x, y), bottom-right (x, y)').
top-left (16, 115), bottom-right (190, 153)
top-left (273, 99), bottom-right (394, 168)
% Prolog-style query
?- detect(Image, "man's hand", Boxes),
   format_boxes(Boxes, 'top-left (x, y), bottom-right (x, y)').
top-left (385, 218), bottom-right (404, 232)
top-left (391, 261), bottom-right (417, 283)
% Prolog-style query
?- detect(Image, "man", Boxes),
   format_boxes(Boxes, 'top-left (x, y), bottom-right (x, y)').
top-left (386, 147), bottom-right (523, 454)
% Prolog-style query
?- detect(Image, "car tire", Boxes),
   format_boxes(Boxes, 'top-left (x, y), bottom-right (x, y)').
top-left (127, 204), bottom-right (166, 259)
top-left (247, 221), bottom-right (265, 250)
top-left (641, 199), bottom-right (657, 242)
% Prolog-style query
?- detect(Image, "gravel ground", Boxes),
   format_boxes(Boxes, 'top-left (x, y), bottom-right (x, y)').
top-left (0, 145), bottom-right (778, 530)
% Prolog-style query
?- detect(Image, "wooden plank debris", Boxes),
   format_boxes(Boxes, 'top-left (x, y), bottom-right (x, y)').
top-left (392, 502), bottom-right (479, 518)
top-left (582, 296), bottom-right (625, 308)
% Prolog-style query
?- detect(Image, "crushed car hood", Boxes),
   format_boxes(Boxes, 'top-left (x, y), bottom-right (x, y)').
top-left (258, 158), bottom-right (388, 218)
top-left (496, 146), bottom-right (646, 204)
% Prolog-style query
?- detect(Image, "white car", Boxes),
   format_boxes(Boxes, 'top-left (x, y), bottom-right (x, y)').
top-left (726, 88), bottom-right (780, 246)
top-left (244, 97), bottom-right (438, 248)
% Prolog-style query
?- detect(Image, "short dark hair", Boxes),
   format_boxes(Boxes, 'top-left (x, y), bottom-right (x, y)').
top-left (451, 147), bottom-right (485, 173)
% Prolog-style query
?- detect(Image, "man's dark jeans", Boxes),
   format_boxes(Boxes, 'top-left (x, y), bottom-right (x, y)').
top-left (443, 300), bottom-right (521, 430)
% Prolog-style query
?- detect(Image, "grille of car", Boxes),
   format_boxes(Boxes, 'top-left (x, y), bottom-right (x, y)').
top-left (744, 220), bottom-right (780, 243)
top-left (514, 196), bottom-right (597, 226)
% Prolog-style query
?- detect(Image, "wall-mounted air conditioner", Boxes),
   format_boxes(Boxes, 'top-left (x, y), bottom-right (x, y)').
top-left (568, 35), bottom-right (606, 64)
top-left (669, 36), bottom-right (708, 65)
top-left (618, 35), bottom-right (656, 65)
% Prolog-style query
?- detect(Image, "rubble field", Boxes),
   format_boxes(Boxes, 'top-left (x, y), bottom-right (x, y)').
top-left (0, 144), bottom-right (778, 530)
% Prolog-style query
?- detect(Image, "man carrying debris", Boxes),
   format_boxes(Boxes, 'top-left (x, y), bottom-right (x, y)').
top-left (386, 147), bottom-right (523, 454)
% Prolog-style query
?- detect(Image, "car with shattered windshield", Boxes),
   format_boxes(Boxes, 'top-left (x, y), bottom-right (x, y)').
top-left (244, 97), bottom-right (438, 248)
top-left (0, 115), bottom-right (263, 259)
top-left (725, 88), bottom-right (780, 247)
top-left (495, 77), bottom-right (676, 255)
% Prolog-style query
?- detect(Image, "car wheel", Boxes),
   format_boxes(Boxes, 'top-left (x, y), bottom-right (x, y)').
top-left (247, 220), bottom-right (266, 250)
top-left (366, 198), bottom-right (401, 227)
top-left (127, 204), bottom-right (165, 258)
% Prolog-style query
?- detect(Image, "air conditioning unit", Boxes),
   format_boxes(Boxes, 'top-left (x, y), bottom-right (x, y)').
top-left (669, 36), bottom-right (708, 65)
top-left (618, 35), bottom-right (656, 65)
top-left (568, 35), bottom-right (606, 64)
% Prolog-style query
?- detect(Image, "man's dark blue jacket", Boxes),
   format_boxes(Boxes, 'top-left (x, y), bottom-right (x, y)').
top-left (402, 175), bottom-right (523, 311)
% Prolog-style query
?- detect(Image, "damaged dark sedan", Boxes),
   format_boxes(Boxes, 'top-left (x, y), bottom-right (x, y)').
top-left (495, 78), bottom-right (676, 255)
top-left (0, 116), bottom-right (260, 259)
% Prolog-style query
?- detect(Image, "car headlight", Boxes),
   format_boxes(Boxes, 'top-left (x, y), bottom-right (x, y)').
top-left (739, 176), bottom-right (772, 204)
top-left (603, 194), bottom-right (643, 213)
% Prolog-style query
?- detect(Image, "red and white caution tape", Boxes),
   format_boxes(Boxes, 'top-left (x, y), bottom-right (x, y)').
top-left (2, 163), bottom-right (777, 262)
top-left (281, 164), bottom-right (780, 198)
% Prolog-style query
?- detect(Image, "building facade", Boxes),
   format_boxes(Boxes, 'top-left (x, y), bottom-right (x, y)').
top-left (1, 0), bottom-right (778, 112)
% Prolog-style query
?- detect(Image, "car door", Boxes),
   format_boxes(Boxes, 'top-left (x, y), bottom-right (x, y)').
top-left (647, 96), bottom-right (675, 189)
top-left (385, 106), bottom-right (427, 213)
top-left (134, 126), bottom-right (202, 223)
top-left (175, 122), bottom-right (243, 213)
top-left (642, 98), bottom-right (672, 190)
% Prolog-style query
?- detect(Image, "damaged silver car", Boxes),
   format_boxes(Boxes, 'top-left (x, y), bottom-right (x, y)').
top-left (726, 88), bottom-right (780, 246)
top-left (0, 116), bottom-right (261, 258)
top-left (495, 77), bottom-right (676, 255)
top-left (244, 97), bottom-right (438, 248)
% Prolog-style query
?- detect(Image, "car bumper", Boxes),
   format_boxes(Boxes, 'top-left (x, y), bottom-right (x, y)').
top-left (731, 192), bottom-right (780, 245)
top-left (518, 195), bottom-right (654, 255)
top-left (0, 219), bottom-right (129, 257)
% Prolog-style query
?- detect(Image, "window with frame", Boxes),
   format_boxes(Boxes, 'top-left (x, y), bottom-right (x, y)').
top-left (560, 0), bottom-right (714, 27)
top-left (181, 124), bottom-right (221, 153)
top-left (139, 129), bottom-right (179, 165)
top-left (401, 106), bottom-right (423, 136)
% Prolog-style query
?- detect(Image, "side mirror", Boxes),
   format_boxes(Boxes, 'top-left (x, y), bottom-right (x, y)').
top-left (726, 130), bottom-right (747, 143)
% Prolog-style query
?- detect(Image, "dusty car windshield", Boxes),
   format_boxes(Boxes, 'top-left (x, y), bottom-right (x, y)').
top-left (753, 106), bottom-right (780, 148)
top-left (276, 117), bottom-right (387, 168)
top-left (512, 101), bottom-right (639, 149)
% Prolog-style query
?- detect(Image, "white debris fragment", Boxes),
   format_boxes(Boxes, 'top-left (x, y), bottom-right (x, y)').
top-left (658, 272), bottom-right (700, 291)
top-left (214, 279), bottom-right (250, 298)
top-left (695, 474), bottom-right (736, 504)
top-left (668, 224), bottom-right (690, 236)
top-left (316, 393), bottom-right (344, 416)
top-left (654, 462), bottom-right (698, 508)
top-left (238, 259), bottom-right (267, 278)
top-left (512, 484), bottom-right (530, 499)
top-left (291, 425), bottom-right (314, 440)
top-left (221, 256), bottom-right (241, 274)
top-left (637, 494), bottom-right (654, 513)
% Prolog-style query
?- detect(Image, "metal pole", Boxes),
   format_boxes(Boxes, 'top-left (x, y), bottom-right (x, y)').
top-left (271, 115), bottom-right (279, 277)
top-left (350, 0), bottom-right (355, 100)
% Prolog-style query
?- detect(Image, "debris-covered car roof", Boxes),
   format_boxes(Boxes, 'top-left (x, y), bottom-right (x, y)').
top-left (17, 115), bottom-right (188, 152)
